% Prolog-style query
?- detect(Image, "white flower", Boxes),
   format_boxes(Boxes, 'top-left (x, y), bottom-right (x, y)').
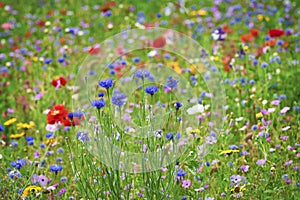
top-left (187, 104), bottom-right (204, 115)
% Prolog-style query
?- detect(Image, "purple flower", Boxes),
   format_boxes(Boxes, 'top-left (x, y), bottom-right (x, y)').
top-left (256, 159), bottom-right (266, 166)
top-left (240, 165), bottom-right (249, 172)
top-left (55, 188), bottom-right (66, 196)
top-left (280, 107), bottom-right (290, 115)
top-left (177, 168), bottom-right (186, 177)
top-left (38, 175), bottom-right (49, 186)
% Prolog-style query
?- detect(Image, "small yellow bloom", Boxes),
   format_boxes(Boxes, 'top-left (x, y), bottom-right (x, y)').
top-left (265, 17), bottom-right (270, 22)
top-left (167, 62), bottom-right (181, 74)
top-left (230, 185), bottom-right (246, 193)
top-left (22, 186), bottom-right (42, 197)
top-left (4, 118), bottom-right (17, 126)
top-left (17, 122), bottom-right (35, 129)
top-left (31, 56), bottom-right (38, 62)
top-left (256, 112), bottom-right (263, 118)
top-left (197, 9), bottom-right (207, 16)
top-left (257, 14), bottom-right (263, 21)
top-left (219, 149), bottom-right (240, 155)
top-left (243, 46), bottom-right (249, 52)
top-left (10, 131), bottom-right (25, 139)
top-left (45, 138), bottom-right (57, 145)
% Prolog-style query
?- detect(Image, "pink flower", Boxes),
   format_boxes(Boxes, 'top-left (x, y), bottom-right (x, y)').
top-left (280, 107), bottom-right (290, 115)
top-left (271, 100), bottom-right (280, 105)
top-left (1, 23), bottom-right (12, 30)
top-left (182, 179), bottom-right (191, 189)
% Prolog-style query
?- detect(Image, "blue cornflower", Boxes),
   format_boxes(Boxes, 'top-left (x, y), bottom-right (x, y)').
top-left (67, 112), bottom-right (74, 119)
top-left (76, 131), bottom-right (90, 142)
top-left (98, 92), bottom-right (104, 98)
top-left (145, 86), bottom-right (158, 96)
top-left (44, 59), bottom-right (52, 64)
top-left (112, 90), bottom-right (127, 107)
top-left (249, 80), bottom-right (256, 84)
top-left (177, 168), bottom-right (186, 177)
top-left (253, 59), bottom-right (258, 66)
top-left (56, 147), bottom-right (64, 154)
top-left (46, 132), bottom-right (54, 139)
top-left (174, 102), bottom-right (182, 110)
top-left (0, 124), bottom-right (4, 132)
top-left (261, 62), bottom-right (268, 68)
top-left (50, 164), bottom-right (63, 174)
top-left (251, 125), bottom-right (258, 131)
top-left (8, 169), bottom-right (21, 179)
top-left (165, 76), bottom-right (179, 89)
top-left (60, 176), bottom-right (68, 182)
top-left (229, 145), bottom-right (239, 150)
top-left (10, 158), bottom-right (26, 169)
top-left (166, 132), bottom-right (173, 140)
top-left (98, 78), bottom-right (113, 89)
top-left (11, 140), bottom-right (18, 147)
top-left (40, 143), bottom-right (46, 149)
top-left (135, 69), bottom-right (153, 80)
top-left (91, 99), bottom-right (106, 109)
top-left (133, 57), bottom-right (140, 63)
top-left (56, 157), bottom-right (63, 163)
top-left (57, 57), bottom-right (64, 63)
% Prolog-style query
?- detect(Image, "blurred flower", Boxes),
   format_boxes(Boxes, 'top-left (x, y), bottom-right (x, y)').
top-left (4, 118), bottom-right (17, 126)
top-left (10, 131), bottom-right (25, 139)
top-left (256, 159), bottom-right (266, 165)
top-left (17, 122), bottom-right (35, 129)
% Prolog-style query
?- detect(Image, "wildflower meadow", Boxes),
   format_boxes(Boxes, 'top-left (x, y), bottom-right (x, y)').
top-left (0, 0), bottom-right (299, 199)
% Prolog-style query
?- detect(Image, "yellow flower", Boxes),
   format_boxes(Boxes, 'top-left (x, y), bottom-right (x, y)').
top-left (257, 14), bottom-right (263, 21)
top-left (230, 185), bottom-right (246, 193)
top-left (197, 9), bottom-right (208, 16)
top-left (167, 62), bottom-right (181, 74)
top-left (31, 56), bottom-right (38, 62)
top-left (256, 112), bottom-right (263, 119)
top-left (17, 122), bottom-right (35, 129)
top-left (4, 118), bottom-right (17, 126)
top-left (10, 131), bottom-right (25, 139)
top-left (45, 138), bottom-right (57, 145)
top-left (219, 149), bottom-right (240, 155)
top-left (265, 17), bottom-right (270, 22)
top-left (22, 186), bottom-right (42, 197)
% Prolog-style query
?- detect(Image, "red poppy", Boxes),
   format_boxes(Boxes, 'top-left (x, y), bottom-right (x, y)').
top-left (145, 23), bottom-right (155, 29)
top-left (60, 9), bottom-right (67, 15)
top-left (222, 56), bottom-right (231, 73)
top-left (240, 34), bottom-right (253, 43)
top-left (89, 46), bottom-right (100, 55)
top-left (25, 31), bottom-right (32, 38)
top-left (36, 20), bottom-right (45, 27)
top-left (0, 2), bottom-right (5, 8)
top-left (100, 2), bottom-right (116, 12)
top-left (250, 29), bottom-right (259, 38)
top-left (222, 25), bottom-right (233, 34)
top-left (268, 29), bottom-right (284, 38)
top-left (153, 37), bottom-right (166, 48)
top-left (51, 76), bottom-right (67, 87)
top-left (47, 104), bottom-right (69, 125)
top-left (47, 10), bottom-right (54, 16)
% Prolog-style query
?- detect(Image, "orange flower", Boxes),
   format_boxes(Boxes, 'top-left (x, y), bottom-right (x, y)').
top-left (240, 34), bottom-right (253, 43)
top-left (264, 40), bottom-right (276, 47)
